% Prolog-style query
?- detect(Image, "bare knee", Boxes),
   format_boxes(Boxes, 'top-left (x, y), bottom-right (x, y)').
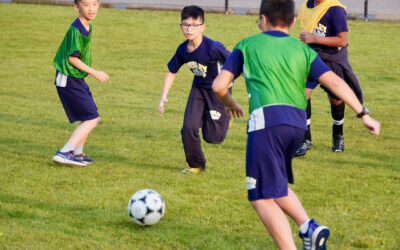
top-left (250, 198), bottom-right (274, 210)
top-left (82, 116), bottom-right (100, 127)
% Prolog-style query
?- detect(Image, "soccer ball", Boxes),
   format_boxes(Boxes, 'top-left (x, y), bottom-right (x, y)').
top-left (128, 189), bottom-right (165, 226)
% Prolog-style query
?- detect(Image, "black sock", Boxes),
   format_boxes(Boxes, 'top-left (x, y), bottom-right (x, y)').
top-left (331, 102), bottom-right (345, 136)
top-left (305, 99), bottom-right (312, 141)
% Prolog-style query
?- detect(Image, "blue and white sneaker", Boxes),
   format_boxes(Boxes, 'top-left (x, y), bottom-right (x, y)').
top-left (74, 153), bottom-right (95, 164)
top-left (52, 150), bottom-right (86, 167)
top-left (299, 219), bottom-right (330, 250)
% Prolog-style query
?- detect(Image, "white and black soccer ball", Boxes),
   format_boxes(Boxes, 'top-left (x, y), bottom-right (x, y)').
top-left (128, 189), bottom-right (165, 226)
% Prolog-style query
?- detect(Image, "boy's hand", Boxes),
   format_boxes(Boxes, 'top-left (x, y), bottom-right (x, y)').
top-left (226, 102), bottom-right (243, 118)
top-left (361, 115), bottom-right (381, 136)
top-left (158, 98), bottom-right (168, 114)
top-left (91, 70), bottom-right (109, 83)
top-left (299, 31), bottom-right (315, 44)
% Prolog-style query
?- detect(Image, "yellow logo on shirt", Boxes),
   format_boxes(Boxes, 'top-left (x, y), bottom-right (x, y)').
top-left (187, 61), bottom-right (207, 78)
top-left (209, 110), bottom-right (221, 120)
top-left (312, 23), bottom-right (327, 37)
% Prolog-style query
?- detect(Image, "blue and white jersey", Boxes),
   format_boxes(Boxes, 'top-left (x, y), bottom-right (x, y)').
top-left (168, 36), bottom-right (230, 89)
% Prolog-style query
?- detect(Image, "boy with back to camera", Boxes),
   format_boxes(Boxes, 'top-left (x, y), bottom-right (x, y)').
top-left (294, 0), bottom-right (364, 156)
top-left (158, 5), bottom-right (232, 174)
top-left (212, 0), bottom-right (380, 249)
top-left (52, 0), bottom-right (109, 167)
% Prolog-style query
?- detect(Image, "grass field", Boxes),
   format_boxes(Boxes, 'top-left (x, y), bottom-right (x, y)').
top-left (1, 3), bottom-right (399, 249)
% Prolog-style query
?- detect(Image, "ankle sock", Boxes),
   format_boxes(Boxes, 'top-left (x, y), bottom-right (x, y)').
top-left (60, 143), bottom-right (74, 153)
top-left (300, 219), bottom-right (311, 234)
top-left (74, 145), bottom-right (83, 155)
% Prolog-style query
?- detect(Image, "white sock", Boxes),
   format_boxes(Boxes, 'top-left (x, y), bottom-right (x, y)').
top-left (74, 145), bottom-right (83, 155)
top-left (300, 219), bottom-right (311, 234)
top-left (60, 143), bottom-right (74, 153)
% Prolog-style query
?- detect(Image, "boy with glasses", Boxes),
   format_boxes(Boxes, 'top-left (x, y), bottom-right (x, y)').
top-left (213, 0), bottom-right (380, 249)
top-left (158, 5), bottom-right (232, 174)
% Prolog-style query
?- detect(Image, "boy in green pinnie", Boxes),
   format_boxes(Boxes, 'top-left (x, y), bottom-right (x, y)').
top-left (52, 0), bottom-right (108, 167)
top-left (213, 0), bottom-right (380, 249)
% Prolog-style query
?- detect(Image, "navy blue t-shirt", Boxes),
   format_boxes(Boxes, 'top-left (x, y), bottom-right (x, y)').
top-left (168, 36), bottom-right (230, 89)
top-left (307, 0), bottom-right (348, 54)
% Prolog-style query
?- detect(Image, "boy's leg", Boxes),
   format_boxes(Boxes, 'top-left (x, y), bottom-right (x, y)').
top-left (66, 117), bottom-right (100, 147)
top-left (295, 87), bottom-right (314, 157)
top-left (295, 99), bottom-right (313, 157)
top-left (329, 97), bottom-right (345, 152)
top-left (322, 56), bottom-right (362, 153)
top-left (181, 87), bottom-right (206, 171)
top-left (71, 118), bottom-right (100, 163)
top-left (246, 125), bottom-right (303, 248)
top-left (251, 199), bottom-right (297, 250)
top-left (274, 187), bottom-right (309, 226)
top-left (201, 88), bottom-right (231, 144)
top-left (53, 117), bottom-right (100, 166)
top-left (305, 99), bottom-right (312, 142)
top-left (54, 76), bottom-right (100, 166)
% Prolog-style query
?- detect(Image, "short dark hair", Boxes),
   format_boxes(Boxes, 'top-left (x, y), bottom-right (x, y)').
top-left (259, 0), bottom-right (295, 27)
top-left (74, 0), bottom-right (80, 4)
top-left (181, 5), bottom-right (205, 23)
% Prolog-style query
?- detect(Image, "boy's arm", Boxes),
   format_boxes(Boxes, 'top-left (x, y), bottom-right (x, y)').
top-left (300, 6), bottom-right (348, 48)
top-left (68, 56), bottom-right (109, 83)
top-left (158, 71), bottom-right (176, 114)
top-left (318, 71), bottom-right (380, 135)
top-left (212, 70), bottom-right (243, 118)
top-left (300, 31), bottom-right (347, 47)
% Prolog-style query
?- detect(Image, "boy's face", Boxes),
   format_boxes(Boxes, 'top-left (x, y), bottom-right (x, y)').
top-left (180, 17), bottom-right (205, 40)
top-left (74, 0), bottom-right (99, 22)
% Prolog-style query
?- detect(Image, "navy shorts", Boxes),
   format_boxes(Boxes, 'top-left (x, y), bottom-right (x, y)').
top-left (246, 125), bottom-right (305, 201)
top-left (55, 71), bottom-right (99, 123)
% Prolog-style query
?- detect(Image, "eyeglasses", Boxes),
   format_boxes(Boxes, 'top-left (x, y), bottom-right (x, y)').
top-left (180, 23), bottom-right (204, 30)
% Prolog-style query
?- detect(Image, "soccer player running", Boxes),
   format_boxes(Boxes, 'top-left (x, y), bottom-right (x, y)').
top-left (212, 0), bottom-right (380, 249)
top-left (295, 0), bottom-right (364, 156)
top-left (158, 6), bottom-right (232, 174)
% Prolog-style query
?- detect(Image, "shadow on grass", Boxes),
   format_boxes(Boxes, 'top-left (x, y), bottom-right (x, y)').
top-left (0, 192), bottom-right (268, 248)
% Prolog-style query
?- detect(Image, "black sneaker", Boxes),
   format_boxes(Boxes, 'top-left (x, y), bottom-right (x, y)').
top-left (295, 140), bottom-right (313, 157)
top-left (332, 134), bottom-right (344, 152)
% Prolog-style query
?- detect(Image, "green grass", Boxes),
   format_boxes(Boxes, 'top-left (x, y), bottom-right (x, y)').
top-left (1, 3), bottom-right (400, 249)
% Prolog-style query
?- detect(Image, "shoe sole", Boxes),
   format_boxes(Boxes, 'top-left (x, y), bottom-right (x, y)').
top-left (311, 226), bottom-right (330, 250)
top-left (52, 155), bottom-right (86, 167)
